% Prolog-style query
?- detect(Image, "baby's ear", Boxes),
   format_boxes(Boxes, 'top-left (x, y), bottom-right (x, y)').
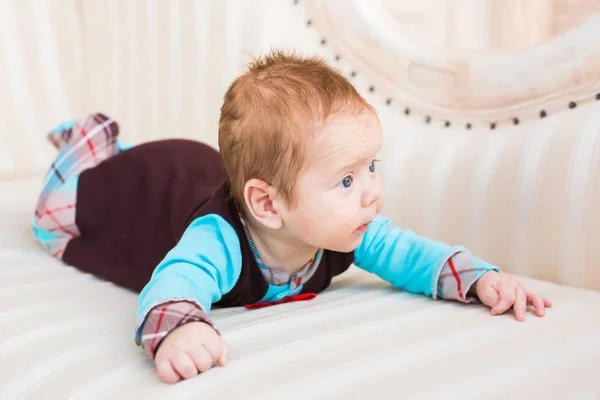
top-left (243, 179), bottom-right (282, 229)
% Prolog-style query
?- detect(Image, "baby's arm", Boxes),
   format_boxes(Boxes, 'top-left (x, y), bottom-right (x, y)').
top-left (353, 215), bottom-right (498, 301)
top-left (134, 214), bottom-right (243, 381)
top-left (353, 216), bottom-right (552, 319)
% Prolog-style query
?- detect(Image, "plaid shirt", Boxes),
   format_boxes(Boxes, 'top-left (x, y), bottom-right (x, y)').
top-left (33, 113), bottom-right (490, 360)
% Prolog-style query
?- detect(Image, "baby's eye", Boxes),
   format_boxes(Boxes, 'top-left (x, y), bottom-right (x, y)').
top-left (369, 161), bottom-right (376, 173)
top-left (339, 175), bottom-right (353, 188)
top-left (369, 159), bottom-right (380, 173)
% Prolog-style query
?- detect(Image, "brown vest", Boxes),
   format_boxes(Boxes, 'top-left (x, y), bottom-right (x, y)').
top-left (63, 138), bottom-right (354, 305)
top-left (187, 182), bottom-right (355, 307)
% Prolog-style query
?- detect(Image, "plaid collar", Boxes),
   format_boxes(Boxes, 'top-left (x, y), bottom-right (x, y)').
top-left (237, 209), bottom-right (323, 290)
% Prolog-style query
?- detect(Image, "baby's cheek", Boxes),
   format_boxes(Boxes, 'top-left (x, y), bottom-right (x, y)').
top-left (376, 188), bottom-right (386, 213)
top-left (298, 214), bottom-right (315, 232)
top-left (298, 207), bottom-right (322, 231)
top-left (309, 208), bottom-right (336, 231)
top-left (309, 194), bottom-right (349, 227)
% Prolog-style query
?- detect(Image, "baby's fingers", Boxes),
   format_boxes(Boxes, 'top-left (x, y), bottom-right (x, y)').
top-left (188, 346), bottom-right (215, 373)
top-left (202, 338), bottom-right (229, 367)
top-left (490, 290), bottom-right (515, 316)
top-left (172, 352), bottom-right (200, 380)
top-left (527, 292), bottom-right (546, 317)
top-left (513, 286), bottom-right (527, 321)
top-left (217, 342), bottom-right (229, 367)
top-left (156, 359), bottom-right (182, 384)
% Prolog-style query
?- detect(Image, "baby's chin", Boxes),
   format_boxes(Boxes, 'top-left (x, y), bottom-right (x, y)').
top-left (322, 232), bottom-right (367, 254)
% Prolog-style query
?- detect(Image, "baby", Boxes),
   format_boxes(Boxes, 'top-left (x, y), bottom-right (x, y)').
top-left (33, 50), bottom-right (551, 384)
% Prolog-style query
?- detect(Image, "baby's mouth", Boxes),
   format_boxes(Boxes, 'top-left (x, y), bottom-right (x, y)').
top-left (355, 223), bottom-right (369, 233)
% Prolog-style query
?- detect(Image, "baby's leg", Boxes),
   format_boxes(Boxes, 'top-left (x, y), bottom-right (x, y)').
top-left (62, 237), bottom-right (149, 292)
top-left (32, 175), bottom-right (80, 258)
top-left (32, 113), bottom-right (124, 258)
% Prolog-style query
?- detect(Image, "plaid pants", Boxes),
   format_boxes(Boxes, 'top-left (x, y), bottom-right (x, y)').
top-left (32, 113), bottom-right (131, 258)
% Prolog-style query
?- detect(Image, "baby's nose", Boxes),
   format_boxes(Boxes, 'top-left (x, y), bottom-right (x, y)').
top-left (362, 181), bottom-right (383, 208)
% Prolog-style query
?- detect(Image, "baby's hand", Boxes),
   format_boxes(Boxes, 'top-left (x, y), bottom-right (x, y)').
top-left (154, 321), bottom-right (229, 384)
top-left (475, 270), bottom-right (552, 321)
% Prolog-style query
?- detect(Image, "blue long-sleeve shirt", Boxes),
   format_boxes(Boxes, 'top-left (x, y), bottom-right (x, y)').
top-left (135, 212), bottom-right (498, 358)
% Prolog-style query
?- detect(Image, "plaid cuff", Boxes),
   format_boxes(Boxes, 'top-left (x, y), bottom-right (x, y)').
top-left (436, 251), bottom-right (493, 303)
top-left (139, 300), bottom-right (218, 359)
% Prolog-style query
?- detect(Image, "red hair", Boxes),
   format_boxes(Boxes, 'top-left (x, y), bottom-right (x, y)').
top-left (218, 49), bottom-right (375, 208)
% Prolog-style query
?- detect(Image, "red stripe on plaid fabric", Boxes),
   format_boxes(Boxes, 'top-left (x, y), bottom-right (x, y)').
top-left (447, 257), bottom-right (465, 301)
top-left (150, 306), bottom-right (168, 355)
top-left (77, 123), bottom-right (97, 163)
top-left (53, 248), bottom-right (65, 257)
top-left (438, 267), bottom-right (479, 279)
top-left (43, 207), bottom-right (77, 237)
top-left (40, 204), bottom-right (76, 215)
top-left (35, 203), bottom-right (77, 236)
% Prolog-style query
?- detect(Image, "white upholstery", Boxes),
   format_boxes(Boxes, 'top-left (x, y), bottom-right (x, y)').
top-left (1, 177), bottom-right (600, 398)
top-left (2, 1), bottom-right (600, 397)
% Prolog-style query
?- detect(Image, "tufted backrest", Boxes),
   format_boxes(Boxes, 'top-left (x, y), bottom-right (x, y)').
top-left (376, 104), bottom-right (600, 291)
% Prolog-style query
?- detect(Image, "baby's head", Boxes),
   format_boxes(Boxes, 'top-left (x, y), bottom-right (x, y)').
top-left (219, 49), bottom-right (384, 252)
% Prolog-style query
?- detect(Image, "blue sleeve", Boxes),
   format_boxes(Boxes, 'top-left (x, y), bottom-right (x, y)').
top-left (353, 215), bottom-right (497, 298)
top-left (134, 214), bottom-right (243, 335)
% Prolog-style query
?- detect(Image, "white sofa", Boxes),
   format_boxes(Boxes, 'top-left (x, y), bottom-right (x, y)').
top-left (2, 176), bottom-right (600, 399)
top-left (2, 1), bottom-right (600, 398)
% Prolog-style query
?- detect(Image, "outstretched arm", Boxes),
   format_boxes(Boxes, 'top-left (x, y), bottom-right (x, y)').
top-left (353, 215), bottom-right (498, 302)
top-left (353, 216), bottom-right (552, 320)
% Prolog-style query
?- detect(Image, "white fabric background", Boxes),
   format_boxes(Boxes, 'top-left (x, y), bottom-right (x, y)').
top-left (0, 0), bottom-right (321, 177)
top-left (1, 0), bottom-right (600, 290)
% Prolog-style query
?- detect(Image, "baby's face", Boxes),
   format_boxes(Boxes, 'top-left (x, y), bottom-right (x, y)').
top-left (280, 111), bottom-right (384, 253)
